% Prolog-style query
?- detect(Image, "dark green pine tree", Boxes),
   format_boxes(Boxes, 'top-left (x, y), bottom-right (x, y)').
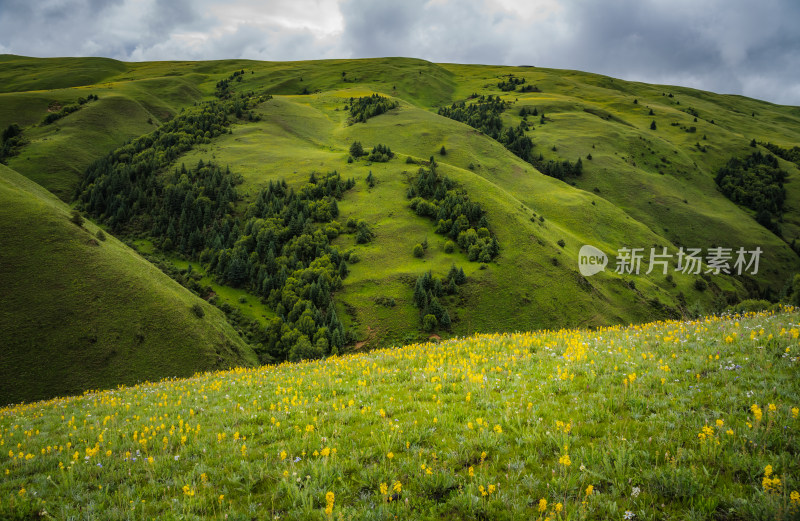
top-left (439, 308), bottom-right (451, 328)
top-left (413, 277), bottom-right (428, 309)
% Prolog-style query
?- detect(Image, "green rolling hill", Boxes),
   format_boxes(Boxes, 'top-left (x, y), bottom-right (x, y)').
top-left (1, 54), bottom-right (799, 403)
top-left (0, 164), bottom-right (257, 405)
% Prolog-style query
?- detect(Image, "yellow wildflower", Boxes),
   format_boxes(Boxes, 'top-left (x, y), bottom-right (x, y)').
top-left (324, 491), bottom-right (334, 515)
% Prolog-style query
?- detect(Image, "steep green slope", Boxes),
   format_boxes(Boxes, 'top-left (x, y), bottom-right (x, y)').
top-left (1, 55), bottom-right (799, 357)
top-left (0, 165), bottom-right (258, 405)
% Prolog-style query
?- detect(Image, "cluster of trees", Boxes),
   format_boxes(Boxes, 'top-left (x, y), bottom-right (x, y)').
top-left (348, 216), bottom-right (375, 243)
top-left (146, 161), bottom-right (241, 254)
top-left (530, 155), bottom-right (583, 180)
top-left (412, 266), bottom-right (466, 330)
top-left (715, 151), bottom-right (787, 235)
top-left (439, 96), bottom-right (584, 181)
top-left (42, 94), bottom-right (98, 125)
top-left (407, 162), bottom-right (499, 262)
top-left (439, 96), bottom-right (537, 160)
top-left (76, 95), bottom-right (360, 362)
top-left (349, 141), bottom-right (395, 163)
top-left (366, 143), bottom-right (394, 162)
top-left (84, 155), bottom-right (356, 362)
top-left (497, 75), bottom-right (525, 91)
top-left (438, 95), bottom-right (507, 138)
top-left (761, 142), bottom-right (800, 167)
top-left (347, 94), bottom-right (399, 124)
top-left (76, 95), bottom-right (267, 213)
top-left (215, 70), bottom-right (247, 99)
top-left (349, 141), bottom-right (364, 158)
top-left (438, 96), bottom-right (534, 161)
top-left (683, 107), bottom-right (700, 118)
top-left (209, 172), bottom-right (356, 362)
top-left (0, 123), bottom-right (24, 163)
top-left (498, 124), bottom-right (535, 163)
top-left (496, 75), bottom-right (541, 93)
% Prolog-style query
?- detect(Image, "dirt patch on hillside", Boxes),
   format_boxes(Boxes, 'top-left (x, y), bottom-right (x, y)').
top-left (354, 326), bottom-right (375, 351)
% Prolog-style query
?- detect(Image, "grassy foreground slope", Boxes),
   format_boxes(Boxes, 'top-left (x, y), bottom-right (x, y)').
top-left (0, 165), bottom-right (257, 405)
top-left (1, 309), bottom-right (798, 519)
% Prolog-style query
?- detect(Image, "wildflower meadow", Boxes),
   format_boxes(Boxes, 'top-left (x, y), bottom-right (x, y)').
top-left (2, 308), bottom-right (799, 520)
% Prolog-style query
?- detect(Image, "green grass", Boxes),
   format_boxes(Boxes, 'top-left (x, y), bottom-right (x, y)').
top-left (0, 55), bottom-right (127, 93)
top-left (1, 308), bottom-right (798, 519)
top-left (129, 240), bottom-right (276, 327)
top-left (0, 165), bottom-right (258, 405)
top-left (7, 94), bottom-right (158, 199)
top-left (169, 258), bottom-right (277, 328)
top-left (1, 55), bottom-right (799, 393)
top-left (177, 88), bottom-right (758, 348)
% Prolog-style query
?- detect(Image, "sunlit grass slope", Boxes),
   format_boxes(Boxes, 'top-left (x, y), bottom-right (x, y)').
top-left (0, 56), bottom-right (453, 199)
top-left (1, 309), bottom-right (798, 519)
top-left (0, 165), bottom-right (258, 405)
top-left (1, 54), bottom-right (799, 352)
top-left (176, 91), bottom-right (746, 347)
top-left (438, 63), bottom-right (800, 291)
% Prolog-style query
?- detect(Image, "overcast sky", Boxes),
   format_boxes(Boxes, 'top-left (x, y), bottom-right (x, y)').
top-left (1, 0), bottom-right (799, 105)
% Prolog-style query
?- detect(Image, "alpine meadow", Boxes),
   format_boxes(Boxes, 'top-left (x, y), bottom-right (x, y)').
top-left (1, 54), bottom-right (800, 520)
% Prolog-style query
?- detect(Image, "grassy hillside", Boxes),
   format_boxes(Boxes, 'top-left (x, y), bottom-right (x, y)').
top-left (0, 164), bottom-right (258, 405)
top-left (1, 308), bottom-right (798, 519)
top-left (0, 55), bottom-right (126, 93)
top-left (175, 87), bottom-right (786, 347)
top-left (1, 55), bottom-right (799, 379)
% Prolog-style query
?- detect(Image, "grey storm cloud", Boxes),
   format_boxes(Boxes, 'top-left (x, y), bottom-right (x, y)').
top-left (0, 0), bottom-right (799, 105)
